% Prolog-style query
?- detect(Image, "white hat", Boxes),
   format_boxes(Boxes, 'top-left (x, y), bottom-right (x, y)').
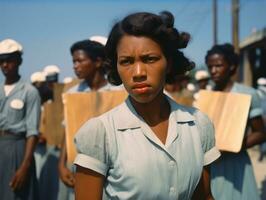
top-left (63, 77), bottom-right (73, 84)
top-left (89, 35), bottom-right (107, 46)
top-left (187, 83), bottom-right (196, 91)
top-left (0, 39), bottom-right (23, 55)
top-left (43, 65), bottom-right (60, 76)
top-left (257, 77), bottom-right (266, 86)
top-left (30, 71), bottom-right (46, 83)
top-left (195, 70), bottom-right (210, 81)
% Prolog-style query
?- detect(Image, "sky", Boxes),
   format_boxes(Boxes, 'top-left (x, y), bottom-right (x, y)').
top-left (1, 0), bottom-right (266, 82)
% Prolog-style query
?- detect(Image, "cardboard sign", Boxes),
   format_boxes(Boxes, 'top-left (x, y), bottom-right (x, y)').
top-left (63, 90), bottom-right (128, 163)
top-left (40, 81), bottom-right (79, 146)
top-left (194, 90), bottom-right (251, 152)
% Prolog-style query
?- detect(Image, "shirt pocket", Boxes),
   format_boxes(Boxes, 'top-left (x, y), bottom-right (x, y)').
top-left (8, 99), bottom-right (25, 123)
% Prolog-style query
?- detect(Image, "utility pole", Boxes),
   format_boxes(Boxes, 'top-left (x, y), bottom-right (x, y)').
top-left (232, 0), bottom-right (239, 53)
top-left (213, 0), bottom-right (218, 45)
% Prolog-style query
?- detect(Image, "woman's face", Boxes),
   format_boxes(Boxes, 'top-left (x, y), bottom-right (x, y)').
top-left (117, 35), bottom-right (168, 103)
top-left (206, 53), bottom-right (232, 86)
top-left (72, 50), bottom-right (99, 80)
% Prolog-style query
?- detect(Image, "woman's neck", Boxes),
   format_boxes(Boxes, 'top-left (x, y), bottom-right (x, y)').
top-left (215, 79), bottom-right (234, 92)
top-left (85, 72), bottom-right (107, 91)
top-left (130, 92), bottom-right (170, 126)
top-left (5, 74), bottom-right (20, 85)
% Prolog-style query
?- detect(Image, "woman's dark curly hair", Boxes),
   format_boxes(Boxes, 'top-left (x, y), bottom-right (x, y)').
top-left (205, 43), bottom-right (239, 75)
top-left (104, 11), bottom-right (195, 85)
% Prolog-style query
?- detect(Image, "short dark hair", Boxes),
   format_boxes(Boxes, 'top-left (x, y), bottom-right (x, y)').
top-left (104, 11), bottom-right (195, 85)
top-left (205, 43), bottom-right (239, 70)
top-left (70, 39), bottom-right (105, 61)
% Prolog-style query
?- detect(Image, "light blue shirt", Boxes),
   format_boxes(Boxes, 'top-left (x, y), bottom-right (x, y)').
top-left (67, 80), bottom-right (123, 93)
top-left (231, 82), bottom-right (262, 119)
top-left (74, 96), bottom-right (220, 200)
top-left (0, 78), bottom-right (41, 137)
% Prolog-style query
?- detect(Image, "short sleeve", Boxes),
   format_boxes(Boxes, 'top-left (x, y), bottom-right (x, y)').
top-left (74, 117), bottom-right (109, 176)
top-left (249, 89), bottom-right (263, 119)
top-left (196, 111), bottom-right (220, 166)
top-left (25, 86), bottom-right (41, 137)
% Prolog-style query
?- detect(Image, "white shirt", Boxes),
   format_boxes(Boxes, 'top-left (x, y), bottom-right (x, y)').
top-left (4, 83), bottom-right (16, 96)
top-left (74, 96), bottom-right (220, 200)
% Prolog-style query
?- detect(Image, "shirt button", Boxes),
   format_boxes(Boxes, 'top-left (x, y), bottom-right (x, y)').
top-left (169, 187), bottom-right (176, 194)
top-left (169, 160), bottom-right (175, 167)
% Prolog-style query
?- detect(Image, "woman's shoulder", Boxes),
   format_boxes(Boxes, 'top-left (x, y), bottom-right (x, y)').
top-left (79, 100), bottom-right (127, 131)
top-left (168, 97), bottom-right (211, 125)
top-left (233, 82), bottom-right (258, 97)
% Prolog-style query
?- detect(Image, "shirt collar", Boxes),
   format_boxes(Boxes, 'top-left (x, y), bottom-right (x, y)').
top-left (115, 95), bottom-right (195, 131)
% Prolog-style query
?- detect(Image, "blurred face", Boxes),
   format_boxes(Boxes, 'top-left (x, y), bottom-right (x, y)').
top-left (198, 79), bottom-right (209, 89)
top-left (0, 57), bottom-right (20, 78)
top-left (117, 35), bottom-right (168, 103)
top-left (206, 53), bottom-right (232, 85)
top-left (72, 50), bottom-right (98, 80)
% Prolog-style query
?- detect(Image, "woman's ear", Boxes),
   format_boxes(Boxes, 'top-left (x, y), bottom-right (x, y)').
top-left (229, 65), bottom-right (237, 74)
top-left (95, 57), bottom-right (102, 69)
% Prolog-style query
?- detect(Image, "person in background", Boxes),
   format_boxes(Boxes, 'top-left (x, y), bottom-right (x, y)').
top-left (58, 37), bottom-right (121, 200)
top-left (31, 71), bottom-right (50, 104)
top-left (193, 70), bottom-right (211, 101)
top-left (74, 11), bottom-right (220, 200)
top-left (30, 70), bottom-right (60, 200)
top-left (195, 70), bottom-right (211, 90)
top-left (205, 43), bottom-right (266, 200)
top-left (0, 39), bottom-right (41, 200)
top-left (257, 77), bottom-right (266, 161)
top-left (43, 65), bottom-right (60, 101)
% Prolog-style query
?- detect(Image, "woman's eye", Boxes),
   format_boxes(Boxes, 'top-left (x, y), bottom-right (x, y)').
top-left (143, 56), bottom-right (159, 63)
top-left (119, 59), bottom-right (131, 66)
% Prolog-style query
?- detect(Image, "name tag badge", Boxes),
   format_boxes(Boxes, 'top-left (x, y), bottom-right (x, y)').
top-left (10, 99), bottom-right (24, 109)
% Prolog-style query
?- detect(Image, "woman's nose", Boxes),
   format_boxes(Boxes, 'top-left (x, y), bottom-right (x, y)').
top-left (133, 62), bottom-right (147, 81)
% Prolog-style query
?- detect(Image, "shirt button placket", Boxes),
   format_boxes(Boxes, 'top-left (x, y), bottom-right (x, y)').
top-left (168, 159), bottom-right (177, 199)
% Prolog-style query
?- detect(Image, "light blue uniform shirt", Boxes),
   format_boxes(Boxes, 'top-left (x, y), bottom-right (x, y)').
top-left (67, 80), bottom-right (123, 93)
top-left (210, 82), bottom-right (263, 200)
top-left (74, 96), bottom-right (220, 200)
top-left (0, 78), bottom-right (41, 137)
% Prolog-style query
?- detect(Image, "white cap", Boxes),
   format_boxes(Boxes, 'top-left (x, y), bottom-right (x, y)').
top-left (195, 70), bottom-right (210, 81)
top-left (30, 71), bottom-right (46, 83)
top-left (257, 77), bottom-right (266, 86)
top-left (0, 39), bottom-right (23, 55)
top-left (43, 65), bottom-right (60, 76)
top-left (89, 35), bottom-right (107, 46)
top-left (63, 77), bottom-right (73, 84)
top-left (187, 83), bottom-right (196, 91)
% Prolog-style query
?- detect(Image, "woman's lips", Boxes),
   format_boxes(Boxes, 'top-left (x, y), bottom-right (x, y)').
top-left (132, 84), bottom-right (151, 94)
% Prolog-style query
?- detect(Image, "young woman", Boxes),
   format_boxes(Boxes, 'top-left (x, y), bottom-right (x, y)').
top-left (58, 39), bottom-right (121, 200)
top-left (0, 39), bottom-right (40, 200)
top-left (74, 11), bottom-right (220, 200)
top-left (205, 43), bottom-right (266, 200)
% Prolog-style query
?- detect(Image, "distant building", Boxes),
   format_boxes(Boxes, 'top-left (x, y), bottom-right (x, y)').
top-left (239, 27), bottom-right (266, 87)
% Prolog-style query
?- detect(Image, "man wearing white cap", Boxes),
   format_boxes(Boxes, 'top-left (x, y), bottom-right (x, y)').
top-left (0, 39), bottom-right (40, 200)
top-left (43, 65), bottom-right (60, 82)
top-left (195, 70), bottom-right (211, 90)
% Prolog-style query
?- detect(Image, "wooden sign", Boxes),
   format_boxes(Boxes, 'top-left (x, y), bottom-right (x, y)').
top-left (63, 90), bottom-right (128, 163)
top-left (194, 90), bottom-right (251, 152)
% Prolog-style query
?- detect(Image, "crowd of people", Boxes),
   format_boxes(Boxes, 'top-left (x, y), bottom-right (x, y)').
top-left (0, 10), bottom-right (266, 200)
